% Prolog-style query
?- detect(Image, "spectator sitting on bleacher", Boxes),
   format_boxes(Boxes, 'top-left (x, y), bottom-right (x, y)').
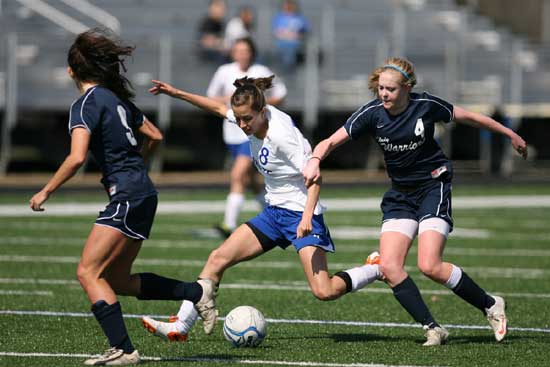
top-left (197, 0), bottom-right (226, 63)
top-left (271, 0), bottom-right (309, 69)
top-left (223, 6), bottom-right (255, 53)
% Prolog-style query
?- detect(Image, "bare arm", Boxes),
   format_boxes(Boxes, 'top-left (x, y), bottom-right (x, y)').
top-left (29, 128), bottom-right (89, 211)
top-left (149, 80), bottom-right (229, 118)
top-left (296, 178), bottom-right (322, 238)
top-left (139, 117), bottom-right (163, 162)
top-left (266, 96), bottom-right (284, 106)
top-left (453, 106), bottom-right (528, 159)
top-left (302, 127), bottom-right (351, 187)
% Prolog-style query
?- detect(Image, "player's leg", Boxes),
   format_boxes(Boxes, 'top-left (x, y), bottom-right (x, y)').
top-left (78, 225), bottom-right (138, 363)
top-left (380, 220), bottom-right (447, 346)
top-left (418, 218), bottom-right (506, 341)
top-left (199, 223), bottom-right (266, 283)
top-left (298, 246), bottom-right (381, 300)
top-left (218, 149), bottom-right (252, 237)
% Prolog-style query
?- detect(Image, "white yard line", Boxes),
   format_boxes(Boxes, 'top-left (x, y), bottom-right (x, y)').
top-left (0, 309), bottom-right (549, 334)
top-left (0, 352), bottom-right (446, 367)
top-left (0, 290), bottom-right (52, 296)
top-left (2, 277), bottom-right (550, 299)
top-left (0, 255), bottom-right (548, 279)
top-left (2, 196), bottom-right (550, 217)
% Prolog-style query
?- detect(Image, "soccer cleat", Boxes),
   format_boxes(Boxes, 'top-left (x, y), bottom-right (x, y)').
top-left (422, 325), bottom-right (449, 346)
top-left (196, 278), bottom-right (218, 334)
top-left (365, 251), bottom-right (380, 265)
top-left (486, 295), bottom-right (507, 342)
top-left (214, 223), bottom-right (232, 239)
top-left (141, 316), bottom-right (188, 342)
top-left (84, 348), bottom-right (140, 365)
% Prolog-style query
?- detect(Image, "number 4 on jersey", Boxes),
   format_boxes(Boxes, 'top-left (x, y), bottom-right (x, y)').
top-left (414, 118), bottom-right (425, 139)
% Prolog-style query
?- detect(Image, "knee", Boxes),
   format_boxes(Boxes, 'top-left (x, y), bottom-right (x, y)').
top-left (417, 260), bottom-right (441, 279)
top-left (76, 263), bottom-right (95, 288)
top-left (310, 284), bottom-right (336, 301)
top-left (379, 260), bottom-right (403, 282)
top-left (207, 248), bottom-right (231, 270)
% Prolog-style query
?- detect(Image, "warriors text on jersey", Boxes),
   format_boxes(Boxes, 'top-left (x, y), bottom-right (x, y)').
top-left (344, 92), bottom-right (454, 186)
top-left (226, 105), bottom-right (323, 214)
top-left (68, 86), bottom-right (156, 200)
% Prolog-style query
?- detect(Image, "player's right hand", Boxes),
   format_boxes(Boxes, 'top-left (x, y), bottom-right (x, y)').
top-left (29, 191), bottom-right (48, 212)
top-left (149, 80), bottom-right (178, 98)
top-left (302, 159), bottom-right (321, 188)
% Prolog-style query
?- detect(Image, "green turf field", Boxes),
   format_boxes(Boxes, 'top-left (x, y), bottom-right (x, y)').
top-left (1, 185), bottom-right (549, 367)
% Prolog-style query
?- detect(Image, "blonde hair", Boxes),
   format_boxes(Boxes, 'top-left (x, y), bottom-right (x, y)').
top-left (368, 57), bottom-right (417, 96)
top-left (231, 75), bottom-right (274, 111)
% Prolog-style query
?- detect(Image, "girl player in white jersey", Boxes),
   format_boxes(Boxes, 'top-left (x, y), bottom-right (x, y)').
top-left (207, 37), bottom-right (287, 237)
top-left (141, 76), bottom-right (381, 340)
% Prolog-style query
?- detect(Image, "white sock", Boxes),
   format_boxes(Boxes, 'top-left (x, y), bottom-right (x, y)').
top-left (224, 192), bottom-right (245, 230)
top-left (444, 264), bottom-right (462, 289)
top-left (175, 300), bottom-right (198, 333)
top-left (345, 264), bottom-right (381, 292)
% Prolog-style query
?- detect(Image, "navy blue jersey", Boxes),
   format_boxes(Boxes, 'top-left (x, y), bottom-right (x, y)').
top-left (68, 86), bottom-right (156, 200)
top-left (344, 92), bottom-right (454, 186)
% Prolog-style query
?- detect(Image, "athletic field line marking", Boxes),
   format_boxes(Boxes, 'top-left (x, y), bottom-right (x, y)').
top-left (0, 290), bottom-right (52, 296)
top-left (2, 277), bottom-right (550, 300)
top-left (2, 195), bottom-right (550, 217)
top-left (0, 352), bottom-right (445, 367)
top-left (4, 234), bottom-right (550, 256)
top-left (0, 255), bottom-right (548, 279)
top-left (0, 310), bottom-right (549, 334)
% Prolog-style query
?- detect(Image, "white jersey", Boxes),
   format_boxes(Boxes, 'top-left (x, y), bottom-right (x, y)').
top-left (207, 62), bottom-right (287, 145)
top-left (226, 105), bottom-right (324, 214)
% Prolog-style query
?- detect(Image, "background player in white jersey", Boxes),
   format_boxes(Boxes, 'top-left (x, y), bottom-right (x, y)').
top-left (303, 57), bottom-right (528, 346)
top-left (141, 76), bottom-right (381, 340)
top-left (206, 37), bottom-right (287, 237)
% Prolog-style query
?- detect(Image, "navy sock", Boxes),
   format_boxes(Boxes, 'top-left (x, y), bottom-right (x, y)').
top-left (91, 300), bottom-right (134, 354)
top-left (334, 271), bottom-right (353, 293)
top-left (137, 272), bottom-right (203, 303)
top-left (392, 276), bottom-right (439, 328)
top-left (452, 271), bottom-right (495, 313)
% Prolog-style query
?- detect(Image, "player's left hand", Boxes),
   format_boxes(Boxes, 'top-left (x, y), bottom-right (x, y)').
top-left (511, 133), bottom-right (528, 159)
top-left (29, 191), bottom-right (49, 212)
top-left (296, 218), bottom-right (312, 238)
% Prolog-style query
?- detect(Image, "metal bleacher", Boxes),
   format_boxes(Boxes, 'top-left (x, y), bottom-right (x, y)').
top-left (3, 0), bottom-right (550, 114)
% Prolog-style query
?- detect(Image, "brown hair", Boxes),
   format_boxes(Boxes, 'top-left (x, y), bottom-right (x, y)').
top-left (68, 28), bottom-right (136, 100)
top-left (230, 75), bottom-right (274, 111)
top-left (368, 57), bottom-right (417, 96)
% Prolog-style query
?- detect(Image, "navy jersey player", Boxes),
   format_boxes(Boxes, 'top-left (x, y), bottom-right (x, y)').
top-left (303, 57), bottom-right (527, 346)
top-left (140, 76), bottom-right (382, 340)
top-left (29, 29), bottom-right (215, 365)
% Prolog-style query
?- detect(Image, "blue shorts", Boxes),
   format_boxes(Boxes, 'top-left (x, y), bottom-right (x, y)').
top-left (227, 142), bottom-right (251, 159)
top-left (95, 195), bottom-right (158, 240)
top-left (381, 180), bottom-right (453, 229)
top-left (246, 206), bottom-right (334, 253)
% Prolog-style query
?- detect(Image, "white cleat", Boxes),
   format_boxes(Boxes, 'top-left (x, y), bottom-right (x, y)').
top-left (84, 348), bottom-right (140, 365)
top-left (486, 295), bottom-right (507, 342)
top-left (422, 326), bottom-right (449, 346)
top-left (196, 278), bottom-right (218, 335)
top-left (142, 316), bottom-right (188, 342)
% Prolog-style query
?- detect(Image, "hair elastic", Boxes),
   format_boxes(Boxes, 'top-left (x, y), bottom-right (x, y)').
top-left (383, 64), bottom-right (410, 80)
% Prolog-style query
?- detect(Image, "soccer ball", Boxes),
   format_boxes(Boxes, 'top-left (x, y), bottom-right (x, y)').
top-left (223, 305), bottom-right (267, 347)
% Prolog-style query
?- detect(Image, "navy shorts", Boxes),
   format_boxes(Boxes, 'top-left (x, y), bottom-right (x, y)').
top-left (381, 180), bottom-right (453, 228)
top-left (95, 195), bottom-right (158, 240)
top-left (246, 206), bottom-right (335, 253)
top-left (227, 141), bottom-right (251, 159)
